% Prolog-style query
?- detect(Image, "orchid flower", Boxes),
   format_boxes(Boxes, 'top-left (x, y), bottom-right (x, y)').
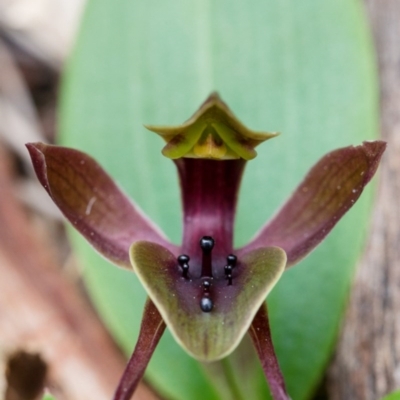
top-left (26, 93), bottom-right (385, 400)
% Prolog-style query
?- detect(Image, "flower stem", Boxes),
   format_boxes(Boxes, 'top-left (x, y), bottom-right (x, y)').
top-left (112, 300), bottom-right (165, 400)
top-left (202, 357), bottom-right (247, 400)
top-left (249, 303), bottom-right (290, 400)
top-left (219, 358), bottom-right (247, 400)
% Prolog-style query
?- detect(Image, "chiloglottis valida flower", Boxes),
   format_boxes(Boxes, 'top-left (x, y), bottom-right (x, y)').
top-left (26, 93), bottom-right (386, 400)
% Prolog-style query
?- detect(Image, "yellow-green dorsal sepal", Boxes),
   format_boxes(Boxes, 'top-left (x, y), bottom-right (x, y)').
top-left (145, 92), bottom-right (279, 160)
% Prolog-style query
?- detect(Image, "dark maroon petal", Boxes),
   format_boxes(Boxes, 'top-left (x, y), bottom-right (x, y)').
top-left (176, 158), bottom-right (246, 268)
top-left (130, 240), bottom-right (286, 361)
top-left (240, 141), bottom-right (386, 266)
top-left (112, 300), bottom-right (166, 400)
top-left (249, 303), bottom-right (290, 400)
top-left (26, 143), bottom-right (177, 268)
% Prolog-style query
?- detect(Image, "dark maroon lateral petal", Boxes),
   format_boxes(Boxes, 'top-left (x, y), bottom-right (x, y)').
top-left (249, 304), bottom-right (290, 400)
top-left (240, 141), bottom-right (386, 266)
top-left (113, 300), bottom-right (166, 400)
top-left (26, 143), bottom-right (177, 268)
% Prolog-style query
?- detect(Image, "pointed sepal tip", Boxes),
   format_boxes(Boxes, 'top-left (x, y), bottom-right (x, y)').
top-left (145, 93), bottom-right (278, 160)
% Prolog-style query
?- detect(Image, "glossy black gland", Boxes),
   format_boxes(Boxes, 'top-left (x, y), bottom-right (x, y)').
top-left (178, 254), bottom-right (190, 265)
top-left (202, 279), bottom-right (211, 291)
top-left (182, 263), bottom-right (189, 272)
top-left (200, 236), bottom-right (215, 252)
top-left (224, 265), bottom-right (233, 274)
top-left (177, 254), bottom-right (190, 278)
top-left (182, 265), bottom-right (189, 278)
top-left (196, 235), bottom-right (237, 307)
top-left (200, 236), bottom-right (214, 278)
top-left (227, 254), bottom-right (237, 266)
top-left (200, 297), bottom-right (213, 312)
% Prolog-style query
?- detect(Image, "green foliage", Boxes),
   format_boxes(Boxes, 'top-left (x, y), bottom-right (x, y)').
top-left (42, 394), bottom-right (57, 400)
top-left (381, 391), bottom-right (400, 400)
top-left (60, 0), bottom-right (378, 398)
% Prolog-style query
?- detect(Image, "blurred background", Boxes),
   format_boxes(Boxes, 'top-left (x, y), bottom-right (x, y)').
top-left (0, 0), bottom-right (399, 399)
top-left (0, 1), bottom-right (135, 399)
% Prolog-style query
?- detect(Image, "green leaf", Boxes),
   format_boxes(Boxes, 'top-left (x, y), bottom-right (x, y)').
top-left (42, 394), bottom-right (57, 400)
top-left (59, 0), bottom-right (378, 399)
top-left (381, 391), bottom-right (400, 400)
